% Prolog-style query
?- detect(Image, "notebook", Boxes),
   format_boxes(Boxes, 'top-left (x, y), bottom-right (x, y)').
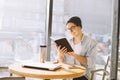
top-left (21, 62), bottom-right (61, 70)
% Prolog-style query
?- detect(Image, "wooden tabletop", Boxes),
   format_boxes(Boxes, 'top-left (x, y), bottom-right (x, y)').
top-left (9, 63), bottom-right (86, 79)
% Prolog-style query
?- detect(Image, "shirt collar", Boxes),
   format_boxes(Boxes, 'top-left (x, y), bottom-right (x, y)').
top-left (69, 33), bottom-right (86, 43)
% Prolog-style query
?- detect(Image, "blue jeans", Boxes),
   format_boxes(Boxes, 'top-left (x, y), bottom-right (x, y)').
top-left (73, 76), bottom-right (88, 80)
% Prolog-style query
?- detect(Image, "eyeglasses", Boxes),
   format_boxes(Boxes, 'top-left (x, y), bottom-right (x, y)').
top-left (66, 26), bottom-right (77, 32)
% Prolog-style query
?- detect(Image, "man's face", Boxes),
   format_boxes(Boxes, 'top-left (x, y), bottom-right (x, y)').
top-left (66, 22), bottom-right (81, 37)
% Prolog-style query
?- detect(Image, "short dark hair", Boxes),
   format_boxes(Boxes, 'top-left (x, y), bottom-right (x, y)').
top-left (67, 16), bottom-right (82, 28)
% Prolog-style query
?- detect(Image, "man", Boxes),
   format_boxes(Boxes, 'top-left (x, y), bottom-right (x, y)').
top-left (56, 16), bottom-right (97, 80)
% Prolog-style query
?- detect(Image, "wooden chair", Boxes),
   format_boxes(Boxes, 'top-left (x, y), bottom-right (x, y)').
top-left (0, 66), bottom-right (25, 80)
top-left (0, 66), bottom-right (12, 76)
top-left (90, 55), bottom-right (110, 80)
top-left (0, 76), bottom-right (25, 80)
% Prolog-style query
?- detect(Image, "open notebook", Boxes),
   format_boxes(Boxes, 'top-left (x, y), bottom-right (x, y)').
top-left (21, 61), bottom-right (61, 70)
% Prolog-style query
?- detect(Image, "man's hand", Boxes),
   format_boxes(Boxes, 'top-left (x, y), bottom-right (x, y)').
top-left (56, 45), bottom-right (67, 62)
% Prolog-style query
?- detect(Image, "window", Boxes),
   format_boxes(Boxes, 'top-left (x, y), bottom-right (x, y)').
top-left (51, 0), bottom-right (112, 63)
top-left (0, 0), bottom-right (47, 64)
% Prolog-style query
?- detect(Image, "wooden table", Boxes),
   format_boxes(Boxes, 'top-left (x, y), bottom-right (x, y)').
top-left (8, 63), bottom-right (86, 79)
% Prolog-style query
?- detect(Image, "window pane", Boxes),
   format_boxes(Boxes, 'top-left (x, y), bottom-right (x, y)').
top-left (0, 0), bottom-right (47, 68)
top-left (0, 0), bottom-right (46, 32)
top-left (51, 1), bottom-right (112, 78)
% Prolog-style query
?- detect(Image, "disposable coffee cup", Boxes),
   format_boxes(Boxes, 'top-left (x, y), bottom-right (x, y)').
top-left (40, 45), bottom-right (47, 63)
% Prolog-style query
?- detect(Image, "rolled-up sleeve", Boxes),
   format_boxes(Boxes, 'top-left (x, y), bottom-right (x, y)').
top-left (86, 39), bottom-right (97, 68)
